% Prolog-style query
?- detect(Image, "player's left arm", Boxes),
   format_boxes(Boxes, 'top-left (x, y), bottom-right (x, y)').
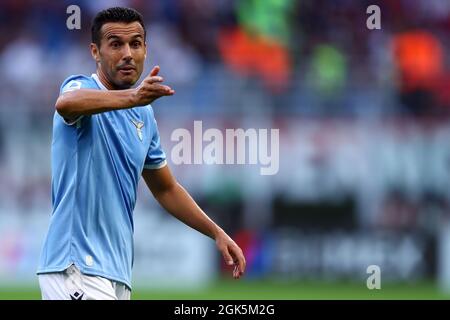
top-left (142, 166), bottom-right (246, 279)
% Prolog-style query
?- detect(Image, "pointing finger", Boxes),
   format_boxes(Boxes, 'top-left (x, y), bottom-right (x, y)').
top-left (150, 65), bottom-right (160, 77)
top-left (145, 76), bottom-right (164, 84)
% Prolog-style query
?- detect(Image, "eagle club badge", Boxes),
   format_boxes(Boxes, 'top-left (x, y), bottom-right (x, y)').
top-left (131, 119), bottom-right (144, 141)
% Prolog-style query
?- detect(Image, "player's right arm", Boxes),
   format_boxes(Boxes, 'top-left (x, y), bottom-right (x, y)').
top-left (56, 66), bottom-right (174, 123)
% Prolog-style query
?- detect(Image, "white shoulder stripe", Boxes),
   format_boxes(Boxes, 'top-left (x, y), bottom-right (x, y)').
top-left (143, 160), bottom-right (167, 170)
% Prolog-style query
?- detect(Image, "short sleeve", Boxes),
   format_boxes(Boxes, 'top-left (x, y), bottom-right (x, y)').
top-left (59, 75), bottom-right (94, 126)
top-left (144, 111), bottom-right (167, 170)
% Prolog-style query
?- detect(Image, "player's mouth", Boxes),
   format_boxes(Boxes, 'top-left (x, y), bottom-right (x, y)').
top-left (118, 65), bottom-right (136, 75)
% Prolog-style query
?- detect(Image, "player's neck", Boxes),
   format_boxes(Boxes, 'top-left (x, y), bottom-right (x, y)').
top-left (96, 69), bottom-right (116, 90)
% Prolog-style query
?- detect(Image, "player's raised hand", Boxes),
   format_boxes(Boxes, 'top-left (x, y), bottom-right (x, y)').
top-left (215, 231), bottom-right (246, 279)
top-left (132, 65), bottom-right (175, 106)
top-left (149, 65), bottom-right (160, 77)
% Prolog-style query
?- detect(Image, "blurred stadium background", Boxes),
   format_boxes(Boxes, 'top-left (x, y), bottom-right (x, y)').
top-left (1, 0), bottom-right (450, 299)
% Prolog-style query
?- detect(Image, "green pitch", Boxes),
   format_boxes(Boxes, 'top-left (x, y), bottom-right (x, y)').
top-left (1, 279), bottom-right (449, 300)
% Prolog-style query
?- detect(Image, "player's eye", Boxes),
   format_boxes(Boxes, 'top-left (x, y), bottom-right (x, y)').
top-left (131, 41), bottom-right (142, 48)
top-left (110, 41), bottom-right (121, 48)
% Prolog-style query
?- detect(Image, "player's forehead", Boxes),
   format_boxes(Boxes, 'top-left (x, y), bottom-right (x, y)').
top-left (100, 21), bottom-right (145, 42)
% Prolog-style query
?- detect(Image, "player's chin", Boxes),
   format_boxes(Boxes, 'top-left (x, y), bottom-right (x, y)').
top-left (116, 75), bottom-right (138, 89)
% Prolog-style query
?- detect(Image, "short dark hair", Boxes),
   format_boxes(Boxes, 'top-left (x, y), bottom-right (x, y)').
top-left (91, 7), bottom-right (146, 46)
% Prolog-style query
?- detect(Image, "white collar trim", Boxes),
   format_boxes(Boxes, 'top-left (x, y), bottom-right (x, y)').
top-left (92, 73), bottom-right (108, 91)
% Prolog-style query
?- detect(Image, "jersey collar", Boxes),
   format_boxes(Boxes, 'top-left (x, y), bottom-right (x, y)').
top-left (92, 73), bottom-right (108, 91)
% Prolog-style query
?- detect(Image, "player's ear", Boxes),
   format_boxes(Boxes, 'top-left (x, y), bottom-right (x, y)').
top-left (90, 43), bottom-right (100, 64)
top-left (144, 41), bottom-right (147, 59)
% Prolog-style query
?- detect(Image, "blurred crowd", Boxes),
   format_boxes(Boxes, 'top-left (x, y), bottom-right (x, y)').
top-left (0, 0), bottom-right (450, 233)
top-left (1, 0), bottom-right (450, 117)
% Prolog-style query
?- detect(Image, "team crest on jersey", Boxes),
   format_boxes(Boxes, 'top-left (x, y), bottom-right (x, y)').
top-left (63, 80), bottom-right (82, 93)
top-left (131, 119), bottom-right (144, 141)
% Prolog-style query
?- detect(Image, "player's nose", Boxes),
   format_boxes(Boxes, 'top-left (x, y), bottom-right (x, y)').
top-left (122, 44), bottom-right (132, 59)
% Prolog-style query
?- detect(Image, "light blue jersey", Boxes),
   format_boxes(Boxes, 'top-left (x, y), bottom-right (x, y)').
top-left (37, 73), bottom-right (167, 289)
